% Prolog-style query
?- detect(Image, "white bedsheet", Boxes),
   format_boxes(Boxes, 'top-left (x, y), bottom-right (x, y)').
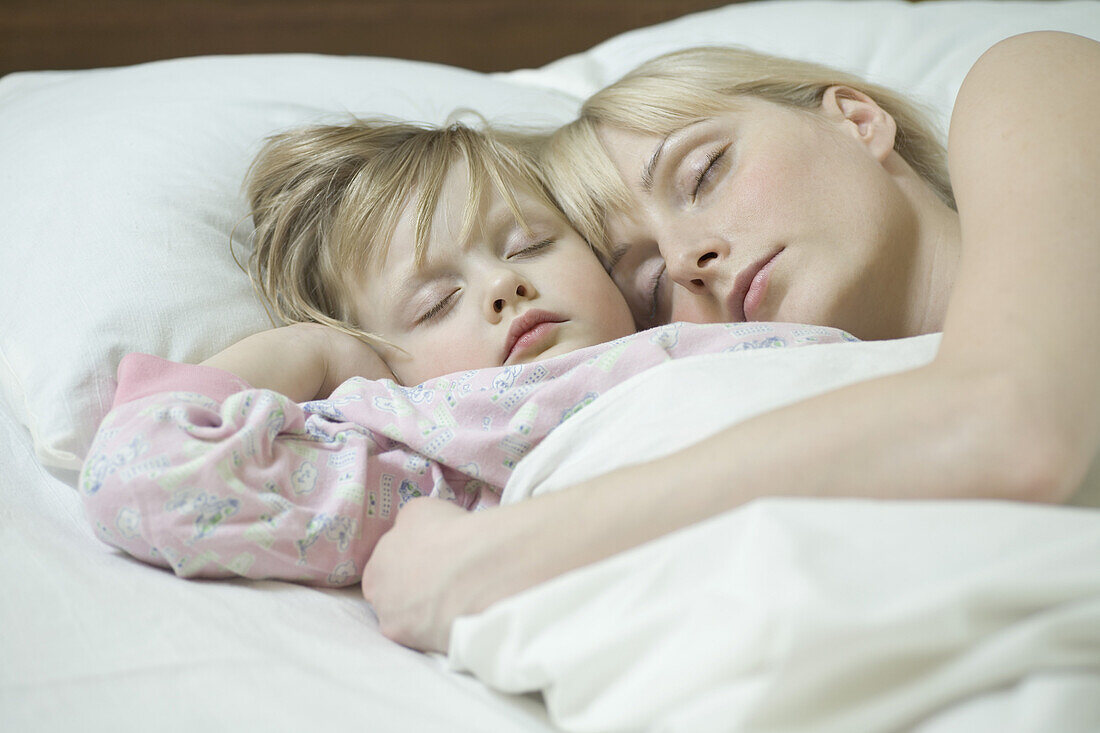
top-left (448, 337), bottom-right (1100, 732)
top-left (0, 403), bottom-right (556, 733)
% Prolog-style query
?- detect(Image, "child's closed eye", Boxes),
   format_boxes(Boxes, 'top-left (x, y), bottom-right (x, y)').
top-left (508, 239), bottom-right (555, 259)
top-left (417, 289), bottom-right (459, 324)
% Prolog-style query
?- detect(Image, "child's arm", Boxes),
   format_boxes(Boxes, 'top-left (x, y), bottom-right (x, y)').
top-left (80, 344), bottom-right (408, 587)
top-left (200, 322), bottom-right (397, 401)
top-left (81, 364), bottom-right (400, 586)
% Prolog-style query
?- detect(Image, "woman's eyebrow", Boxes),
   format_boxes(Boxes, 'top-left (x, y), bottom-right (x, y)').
top-left (640, 138), bottom-right (667, 193)
top-left (606, 244), bottom-right (628, 270)
top-left (641, 120), bottom-right (707, 192)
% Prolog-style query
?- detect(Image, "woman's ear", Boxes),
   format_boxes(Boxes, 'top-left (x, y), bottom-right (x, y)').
top-left (820, 85), bottom-right (897, 162)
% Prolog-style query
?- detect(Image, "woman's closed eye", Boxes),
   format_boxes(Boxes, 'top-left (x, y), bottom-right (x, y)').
top-left (690, 145), bottom-right (729, 201)
top-left (618, 253), bottom-right (668, 330)
top-left (641, 261), bottom-right (667, 329)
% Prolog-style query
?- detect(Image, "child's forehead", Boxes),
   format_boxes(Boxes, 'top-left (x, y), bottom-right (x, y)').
top-left (372, 170), bottom-right (540, 273)
top-left (430, 163), bottom-right (554, 238)
top-left (447, 156), bottom-right (547, 209)
top-left (429, 191), bottom-right (550, 264)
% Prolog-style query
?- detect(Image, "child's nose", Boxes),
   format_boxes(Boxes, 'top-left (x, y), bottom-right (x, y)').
top-left (493, 283), bottom-right (528, 313)
top-left (486, 271), bottom-right (535, 317)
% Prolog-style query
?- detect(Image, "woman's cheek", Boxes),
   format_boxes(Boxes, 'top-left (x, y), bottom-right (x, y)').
top-left (716, 158), bottom-right (775, 230)
top-left (670, 289), bottom-right (724, 324)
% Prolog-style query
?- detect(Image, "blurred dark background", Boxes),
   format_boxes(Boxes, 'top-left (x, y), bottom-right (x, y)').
top-left (1, 0), bottom-right (747, 75)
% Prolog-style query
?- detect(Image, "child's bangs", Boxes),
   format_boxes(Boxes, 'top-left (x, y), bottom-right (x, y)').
top-left (334, 128), bottom-right (451, 275)
top-left (414, 129), bottom-right (558, 265)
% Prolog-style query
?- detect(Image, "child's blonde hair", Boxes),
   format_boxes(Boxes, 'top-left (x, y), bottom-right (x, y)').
top-left (245, 119), bottom-right (555, 344)
top-left (543, 46), bottom-right (955, 257)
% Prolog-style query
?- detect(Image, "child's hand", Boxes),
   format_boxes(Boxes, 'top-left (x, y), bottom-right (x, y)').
top-left (201, 323), bottom-right (395, 402)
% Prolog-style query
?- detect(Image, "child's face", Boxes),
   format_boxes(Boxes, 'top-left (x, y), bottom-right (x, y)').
top-left (351, 163), bottom-right (635, 385)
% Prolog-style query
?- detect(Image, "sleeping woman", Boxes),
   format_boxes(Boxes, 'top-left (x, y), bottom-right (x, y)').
top-left (359, 31), bottom-right (1100, 652)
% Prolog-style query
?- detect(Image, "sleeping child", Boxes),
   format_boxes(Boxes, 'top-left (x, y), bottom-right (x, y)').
top-left (78, 120), bottom-right (854, 586)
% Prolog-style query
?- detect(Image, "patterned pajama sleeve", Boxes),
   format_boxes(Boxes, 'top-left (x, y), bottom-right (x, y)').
top-left (79, 322), bottom-right (857, 587)
top-left (78, 355), bottom-right (485, 586)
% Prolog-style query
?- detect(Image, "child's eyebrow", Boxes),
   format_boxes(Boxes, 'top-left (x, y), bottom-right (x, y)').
top-left (388, 250), bottom-right (439, 304)
top-left (408, 191), bottom-right (535, 278)
top-left (474, 197), bottom-right (521, 249)
top-left (390, 270), bottom-right (424, 306)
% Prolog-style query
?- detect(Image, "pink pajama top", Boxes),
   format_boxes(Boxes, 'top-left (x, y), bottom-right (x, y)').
top-left (80, 322), bottom-right (855, 586)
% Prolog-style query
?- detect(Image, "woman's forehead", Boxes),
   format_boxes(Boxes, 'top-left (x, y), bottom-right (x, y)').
top-left (602, 203), bottom-right (652, 249)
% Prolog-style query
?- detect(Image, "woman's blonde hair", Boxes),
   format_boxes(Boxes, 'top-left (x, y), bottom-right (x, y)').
top-left (543, 46), bottom-right (954, 256)
top-left (245, 119), bottom-right (553, 344)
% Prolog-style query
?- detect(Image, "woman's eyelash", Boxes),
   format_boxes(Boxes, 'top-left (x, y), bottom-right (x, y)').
top-left (645, 262), bottom-right (665, 327)
top-left (692, 148), bottom-right (726, 199)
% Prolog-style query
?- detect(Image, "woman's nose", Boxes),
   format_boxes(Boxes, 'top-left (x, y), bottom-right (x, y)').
top-left (663, 237), bottom-right (728, 294)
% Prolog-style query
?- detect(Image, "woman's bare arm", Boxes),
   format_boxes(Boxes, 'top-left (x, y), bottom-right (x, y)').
top-left (361, 32), bottom-right (1100, 652)
top-left (940, 31), bottom-right (1100, 487)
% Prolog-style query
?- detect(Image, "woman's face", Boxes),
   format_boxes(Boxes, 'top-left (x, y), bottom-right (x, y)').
top-left (597, 92), bottom-right (924, 339)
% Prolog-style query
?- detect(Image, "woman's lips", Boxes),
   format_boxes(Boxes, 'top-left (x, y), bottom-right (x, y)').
top-left (727, 248), bottom-right (783, 322)
top-left (743, 249), bottom-right (783, 321)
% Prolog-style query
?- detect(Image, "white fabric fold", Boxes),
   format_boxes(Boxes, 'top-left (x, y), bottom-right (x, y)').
top-left (451, 335), bottom-right (1100, 732)
top-left (451, 499), bottom-right (1100, 732)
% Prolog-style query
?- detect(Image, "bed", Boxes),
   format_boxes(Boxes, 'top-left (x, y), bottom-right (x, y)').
top-left (2, 1), bottom-right (1099, 731)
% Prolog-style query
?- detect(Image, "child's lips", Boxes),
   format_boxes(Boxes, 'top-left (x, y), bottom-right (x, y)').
top-left (506, 322), bottom-right (560, 362)
top-left (503, 310), bottom-right (565, 364)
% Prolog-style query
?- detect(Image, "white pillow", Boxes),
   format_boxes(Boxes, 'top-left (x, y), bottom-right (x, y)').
top-left (2, 0), bottom-right (1098, 475)
top-left (503, 0), bottom-right (1100, 134)
top-left (0, 56), bottom-right (579, 473)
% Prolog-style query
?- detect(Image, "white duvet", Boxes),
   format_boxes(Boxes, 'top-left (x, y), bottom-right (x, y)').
top-left (448, 337), bottom-right (1100, 732)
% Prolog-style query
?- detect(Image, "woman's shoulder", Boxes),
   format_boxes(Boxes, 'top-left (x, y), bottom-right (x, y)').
top-left (980, 28), bottom-right (1096, 54)
top-left (947, 29), bottom-right (1099, 199)
top-left (952, 31), bottom-right (1099, 123)
top-left (968, 30), bottom-right (1099, 79)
